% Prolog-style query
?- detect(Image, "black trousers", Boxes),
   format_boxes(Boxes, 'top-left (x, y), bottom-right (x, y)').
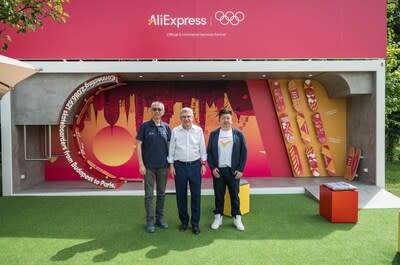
top-left (213, 167), bottom-right (241, 216)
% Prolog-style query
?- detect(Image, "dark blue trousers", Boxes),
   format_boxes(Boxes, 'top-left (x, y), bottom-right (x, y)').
top-left (213, 167), bottom-right (241, 216)
top-left (174, 160), bottom-right (201, 226)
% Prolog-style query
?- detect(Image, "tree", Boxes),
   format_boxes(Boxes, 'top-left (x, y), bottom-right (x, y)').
top-left (386, 0), bottom-right (400, 162)
top-left (0, 0), bottom-right (69, 50)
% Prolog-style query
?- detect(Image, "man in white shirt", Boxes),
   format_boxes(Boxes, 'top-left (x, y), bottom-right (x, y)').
top-left (207, 108), bottom-right (248, 231)
top-left (168, 107), bottom-right (207, 235)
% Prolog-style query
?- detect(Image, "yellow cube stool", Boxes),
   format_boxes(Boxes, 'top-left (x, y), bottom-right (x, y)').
top-left (223, 179), bottom-right (250, 216)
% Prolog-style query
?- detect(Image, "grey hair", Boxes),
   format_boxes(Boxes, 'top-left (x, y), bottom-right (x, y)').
top-left (180, 107), bottom-right (193, 117)
top-left (151, 101), bottom-right (164, 109)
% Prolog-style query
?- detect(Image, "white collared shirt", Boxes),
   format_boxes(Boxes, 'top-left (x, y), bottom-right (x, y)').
top-left (167, 124), bottom-right (207, 163)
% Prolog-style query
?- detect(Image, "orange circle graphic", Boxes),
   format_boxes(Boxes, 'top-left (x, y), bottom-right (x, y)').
top-left (92, 126), bottom-right (134, 167)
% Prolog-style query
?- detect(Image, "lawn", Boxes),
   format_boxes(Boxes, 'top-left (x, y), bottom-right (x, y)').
top-left (0, 162), bottom-right (399, 264)
top-left (0, 195), bottom-right (398, 265)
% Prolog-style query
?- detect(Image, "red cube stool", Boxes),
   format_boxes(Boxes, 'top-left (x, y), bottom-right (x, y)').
top-left (319, 184), bottom-right (358, 223)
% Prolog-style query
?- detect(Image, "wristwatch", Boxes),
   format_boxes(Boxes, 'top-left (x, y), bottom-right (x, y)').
top-left (201, 161), bottom-right (206, 166)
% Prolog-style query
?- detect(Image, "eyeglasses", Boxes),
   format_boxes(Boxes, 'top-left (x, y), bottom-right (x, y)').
top-left (152, 108), bottom-right (163, 112)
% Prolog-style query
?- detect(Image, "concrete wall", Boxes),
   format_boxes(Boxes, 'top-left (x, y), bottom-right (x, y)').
top-left (318, 72), bottom-right (377, 184)
top-left (13, 73), bottom-right (97, 125)
top-left (9, 73), bottom-right (97, 192)
top-left (12, 125), bottom-right (46, 192)
top-left (346, 94), bottom-right (376, 184)
top-left (317, 72), bottom-right (374, 98)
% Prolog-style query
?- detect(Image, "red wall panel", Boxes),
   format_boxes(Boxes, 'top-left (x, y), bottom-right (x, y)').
top-left (3, 0), bottom-right (386, 59)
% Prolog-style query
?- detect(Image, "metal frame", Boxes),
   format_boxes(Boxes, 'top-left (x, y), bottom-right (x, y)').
top-left (2, 92), bottom-right (13, 195)
top-left (23, 124), bottom-right (52, 160)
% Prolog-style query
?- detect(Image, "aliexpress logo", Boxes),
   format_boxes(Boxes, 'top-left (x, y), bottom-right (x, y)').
top-left (148, 14), bottom-right (207, 28)
top-left (148, 11), bottom-right (245, 28)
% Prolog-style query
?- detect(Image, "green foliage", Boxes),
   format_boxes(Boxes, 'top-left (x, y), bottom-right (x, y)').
top-left (0, 0), bottom-right (69, 50)
top-left (386, 1), bottom-right (400, 161)
top-left (385, 160), bottom-right (400, 196)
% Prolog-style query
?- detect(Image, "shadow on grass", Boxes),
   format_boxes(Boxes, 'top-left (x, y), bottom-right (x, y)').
top-left (392, 252), bottom-right (400, 265)
top-left (0, 194), bottom-right (356, 263)
top-left (50, 225), bottom-right (217, 262)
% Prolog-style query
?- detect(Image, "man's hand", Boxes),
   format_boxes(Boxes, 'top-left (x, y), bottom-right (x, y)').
top-left (200, 165), bottom-right (206, 176)
top-left (169, 164), bottom-right (176, 177)
top-left (234, 170), bottom-right (243, 179)
top-left (212, 168), bottom-right (220, 178)
top-left (139, 164), bottom-right (146, 176)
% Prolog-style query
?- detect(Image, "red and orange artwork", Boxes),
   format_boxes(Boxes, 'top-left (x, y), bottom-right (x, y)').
top-left (46, 81), bottom-right (272, 181)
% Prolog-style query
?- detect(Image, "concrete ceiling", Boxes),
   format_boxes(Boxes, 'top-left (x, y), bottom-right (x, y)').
top-left (119, 72), bottom-right (323, 81)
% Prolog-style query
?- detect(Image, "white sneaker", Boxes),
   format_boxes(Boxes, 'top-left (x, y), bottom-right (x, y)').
top-left (211, 214), bottom-right (223, 230)
top-left (233, 215), bottom-right (245, 231)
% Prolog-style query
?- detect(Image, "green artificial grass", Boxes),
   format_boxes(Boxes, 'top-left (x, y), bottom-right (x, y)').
top-left (0, 195), bottom-right (398, 265)
top-left (386, 160), bottom-right (400, 197)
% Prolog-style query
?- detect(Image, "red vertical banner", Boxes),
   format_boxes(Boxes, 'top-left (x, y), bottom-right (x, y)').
top-left (247, 80), bottom-right (292, 176)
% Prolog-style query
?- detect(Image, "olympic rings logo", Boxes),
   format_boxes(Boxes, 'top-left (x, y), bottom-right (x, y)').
top-left (214, 11), bottom-right (245, 26)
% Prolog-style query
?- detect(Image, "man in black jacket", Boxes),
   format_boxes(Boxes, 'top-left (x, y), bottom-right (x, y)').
top-left (207, 108), bottom-right (248, 231)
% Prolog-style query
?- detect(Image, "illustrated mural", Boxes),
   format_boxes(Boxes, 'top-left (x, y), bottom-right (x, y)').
top-left (46, 75), bottom-right (347, 188)
top-left (46, 76), bottom-right (273, 187)
top-left (270, 79), bottom-right (347, 177)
